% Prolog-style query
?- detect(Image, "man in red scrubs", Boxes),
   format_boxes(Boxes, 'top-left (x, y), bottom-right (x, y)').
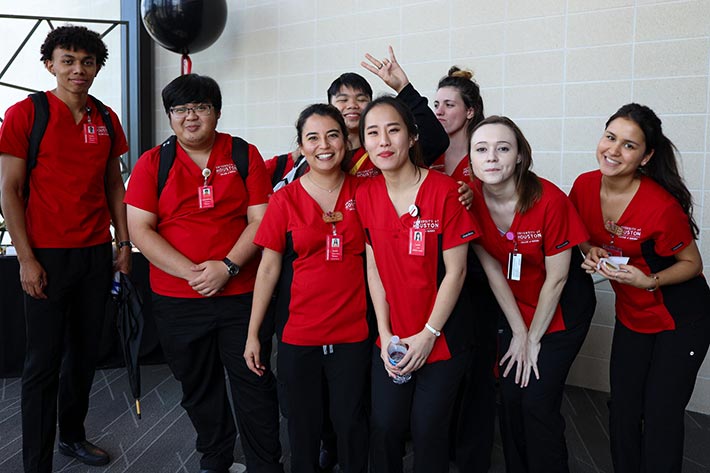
top-left (0, 26), bottom-right (130, 472)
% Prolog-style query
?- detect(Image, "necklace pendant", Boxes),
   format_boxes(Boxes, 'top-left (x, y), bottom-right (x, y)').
top-left (604, 219), bottom-right (623, 236)
top-left (323, 211), bottom-right (344, 223)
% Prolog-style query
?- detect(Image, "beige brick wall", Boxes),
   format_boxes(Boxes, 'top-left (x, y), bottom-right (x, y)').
top-left (149, 0), bottom-right (710, 413)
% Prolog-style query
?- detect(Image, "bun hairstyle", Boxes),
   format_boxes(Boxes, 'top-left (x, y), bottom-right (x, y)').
top-left (448, 66), bottom-right (473, 81)
top-left (437, 66), bottom-right (485, 137)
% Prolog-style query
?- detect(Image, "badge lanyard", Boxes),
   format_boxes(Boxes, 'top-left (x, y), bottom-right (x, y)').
top-left (198, 168), bottom-right (214, 209)
top-left (603, 219), bottom-right (623, 256)
top-left (83, 107), bottom-right (98, 144)
top-left (505, 231), bottom-right (521, 281)
top-left (408, 204), bottom-right (425, 257)
top-left (323, 211), bottom-right (344, 262)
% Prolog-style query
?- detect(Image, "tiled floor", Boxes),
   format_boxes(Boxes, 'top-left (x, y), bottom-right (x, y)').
top-left (1, 365), bottom-right (709, 472)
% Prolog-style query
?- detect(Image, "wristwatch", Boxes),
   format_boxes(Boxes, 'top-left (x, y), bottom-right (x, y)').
top-left (223, 257), bottom-right (240, 277)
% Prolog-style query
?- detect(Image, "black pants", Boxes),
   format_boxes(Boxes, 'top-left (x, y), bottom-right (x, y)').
top-left (278, 340), bottom-right (370, 473)
top-left (21, 244), bottom-right (112, 473)
top-left (153, 293), bottom-right (283, 473)
top-left (498, 320), bottom-right (591, 473)
top-left (370, 346), bottom-right (467, 473)
top-left (609, 316), bottom-right (710, 473)
top-left (451, 271), bottom-right (500, 473)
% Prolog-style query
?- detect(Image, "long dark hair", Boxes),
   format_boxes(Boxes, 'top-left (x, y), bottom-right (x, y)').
top-left (437, 66), bottom-right (485, 137)
top-left (606, 103), bottom-right (698, 237)
top-left (470, 116), bottom-right (542, 214)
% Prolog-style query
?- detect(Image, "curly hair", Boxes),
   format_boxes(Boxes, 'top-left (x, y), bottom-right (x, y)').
top-left (40, 26), bottom-right (108, 70)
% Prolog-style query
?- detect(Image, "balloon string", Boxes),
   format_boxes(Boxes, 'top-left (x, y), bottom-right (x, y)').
top-left (181, 54), bottom-right (192, 75)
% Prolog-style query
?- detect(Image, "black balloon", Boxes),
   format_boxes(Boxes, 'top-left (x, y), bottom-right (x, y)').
top-left (141, 0), bottom-right (228, 55)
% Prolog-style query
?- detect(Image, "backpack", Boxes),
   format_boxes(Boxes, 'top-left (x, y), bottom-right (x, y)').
top-left (26, 92), bottom-right (116, 180)
top-left (271, 152), bottom-right (308, 192)
top-left (0, 92), bottom-right (115, 216)
top-left (156, 135), bottom-right (250, 198)
top-left (271, 153), bottom-right (289, 188)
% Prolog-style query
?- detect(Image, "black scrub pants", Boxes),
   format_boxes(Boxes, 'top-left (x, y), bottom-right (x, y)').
top-left (370, 346), bottom-right (468, 473)
top-left (153, 293), bottom-right (283, 473)
top-left (21, 244), bottom-right (112, 473)
top-left (277, 340), bottom-right (370, 473)
top-left (609, 316), bottom-right (710, 473)
top-left (498, 319), bottom-right (591, 473)
top-left (450, 267), bottom-right (500, 473)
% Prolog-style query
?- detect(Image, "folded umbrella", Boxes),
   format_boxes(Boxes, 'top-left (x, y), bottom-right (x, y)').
top-left (114, 271), bottom-right (144, 418)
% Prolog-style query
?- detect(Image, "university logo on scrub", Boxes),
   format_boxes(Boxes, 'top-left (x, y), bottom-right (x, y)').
top-left (515, 230), bottom-right (542, 244)
top-left (215, 163), bottom-right (238, 176)
top-left (97, 125), bottom-right (109, 136)
top-left (356, 168), bottom-right (380, 178)
top-left (417, 219), bottom-right (440, 231)
top-left (615, 225), bottom-right (642, 241)
top-left (345, 199), bottom-right (357, 211)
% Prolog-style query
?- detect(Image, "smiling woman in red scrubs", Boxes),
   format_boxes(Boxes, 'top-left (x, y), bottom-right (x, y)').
top-left (245, 104), bottom-right (369, 473)
top-left (570, 103), bottom-right (710, 473)
top-left (356, 96), bottom-right (480, 473)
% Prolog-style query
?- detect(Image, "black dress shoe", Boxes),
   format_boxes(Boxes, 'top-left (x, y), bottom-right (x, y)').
top-left (58, 440), bottom-right (110, 466)
top-left (319, 447), bottom-right (337, 472)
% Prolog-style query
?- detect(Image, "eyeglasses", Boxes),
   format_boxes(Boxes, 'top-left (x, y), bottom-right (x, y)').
top-left (169, 104), bottom-right (213, 117)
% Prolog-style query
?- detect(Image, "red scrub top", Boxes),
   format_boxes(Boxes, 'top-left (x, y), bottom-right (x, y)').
top-left (429, 154), bottom-right (472, 182)
top-left (472, 177), bottom-right (589, 334)
top-left (0, 92), bottom-right (128, 247)
top-left (125, 132), bottom-right (271, 298)
top-left (357, 170), bottom-right (480, 363)
top-left (570, 170), bottom-right (710, 332)
top-left (254, 174), bottom-right (368, 346)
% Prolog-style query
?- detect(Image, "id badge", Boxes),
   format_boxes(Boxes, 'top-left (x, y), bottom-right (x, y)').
top-left (409, 228), bottom-right (425, 256)
top-left (507, 252), bottom-right (522, 281)
top-left (326, 234), bottom-right (343, 261)
top-left (198, 185), bottom-right (214, 209)
top-left (84, 124), bottom-right (98, 144)
top-left (603, 244), bottom-right (623, 257)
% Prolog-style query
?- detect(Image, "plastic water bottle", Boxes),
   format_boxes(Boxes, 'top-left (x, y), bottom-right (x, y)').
top-left (387, 336), bottom-right (412, 384)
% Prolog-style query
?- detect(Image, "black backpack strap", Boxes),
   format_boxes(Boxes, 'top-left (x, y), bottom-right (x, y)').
top-left (89, 95), bottom-right (115, 144)
top-left (27, 92), bottom-right (50, 191)
top-left (157, 135), bottom-right (177, 198)
top-left (157, 135), bottom-right (249, 200)
top-left (292, 153), bottom-right (308, 179)
top-left (231, 137), bottom-right (250, 182)
top-left (271, 153), bottom-right (289, 188)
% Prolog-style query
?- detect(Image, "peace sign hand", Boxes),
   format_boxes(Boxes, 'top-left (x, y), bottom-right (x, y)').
top-left (361, 45), bottom-right (410, 93)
